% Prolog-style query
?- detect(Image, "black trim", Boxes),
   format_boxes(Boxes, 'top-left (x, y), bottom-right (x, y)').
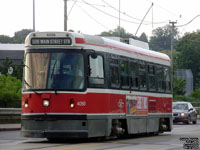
top-left (21, 114), bottom-right (87, 120)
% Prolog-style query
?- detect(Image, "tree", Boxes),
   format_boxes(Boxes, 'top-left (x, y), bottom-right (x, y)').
top-left (13, 29), bottom-right (33, 43)
top-left (149, 25), bottom-right (179, 51)
top-left (173, 77), bottom-right (186, 97)
top-left (0, 75), bottom-right (22, 107)
top-left (176, 31), bottom-right (200, 89)
top-left (99, 26), bottom-right (141, 39)
top-left (0, 58), bottom-right (23, 80)
top-left (0, 57), bottom-right (12, 74)
top-left (139, 32), bottom-right (148, 42)
top-left (0, 35), bottom-right (13, 43)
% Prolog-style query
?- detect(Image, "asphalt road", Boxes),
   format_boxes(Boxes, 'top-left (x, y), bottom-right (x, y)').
top-left (0, 122), bottom-right (200, 150)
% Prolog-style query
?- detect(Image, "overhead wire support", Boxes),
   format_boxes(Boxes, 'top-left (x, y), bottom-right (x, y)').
top-left (135, 3), bottom-right (154, 36)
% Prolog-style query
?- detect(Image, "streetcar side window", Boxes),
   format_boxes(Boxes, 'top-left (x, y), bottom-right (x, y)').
top-left (130, 60), bottom-right (139, 90)
top-left (156, 65), bottom-right (165, 92)
top-left (110, 58), bottom-right (120, 88)
top-left (139, 61), bottom-right (147, 90)
top-left (148, 64), bottom-right (156, 91)
top-left (120, 59), bottom-right (129, 89)
top-left (88, 55), bottom-right (104, 85)
top-left (164, 67), bottom-right (171, 92)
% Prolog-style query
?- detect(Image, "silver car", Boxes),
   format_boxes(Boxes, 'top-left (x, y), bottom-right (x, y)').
top-left (173, 102), bottom-right (197, 124)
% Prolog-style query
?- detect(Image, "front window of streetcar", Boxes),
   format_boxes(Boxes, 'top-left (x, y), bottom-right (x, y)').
top-left (24, 52), bottom-right (84, 90)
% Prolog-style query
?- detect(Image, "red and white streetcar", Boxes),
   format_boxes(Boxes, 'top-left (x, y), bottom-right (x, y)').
top-left (21, 32), bottom-right (172, 139)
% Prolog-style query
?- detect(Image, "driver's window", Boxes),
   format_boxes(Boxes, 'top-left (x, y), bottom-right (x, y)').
top-left (88, 54), bottom-right (104, 85)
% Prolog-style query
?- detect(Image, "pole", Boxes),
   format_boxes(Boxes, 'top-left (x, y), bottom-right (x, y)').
top-left (64, 0), bottom-right (67, 31)
top-left (33, 0), bottom-right (35, 31)
top-left (135, 3), bottom-right (153, 36)
top-left (169, 21), bottom-right (177, 92)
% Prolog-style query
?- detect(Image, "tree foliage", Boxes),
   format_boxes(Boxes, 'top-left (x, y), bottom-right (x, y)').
top-left (149, 25), bottom-right (179, 51)
top-left (176, 31), bottom-right (200, 89)
top-left (173, 77), bottom-right (186, 97)
top-left (0, 74), bottom-right (22, 107)
top-left (99, 26), bottom-right (148, 42)
top-left (0, 29), bottom-right (32, 43)
top-left (0, 57), bottom-right (23, 80)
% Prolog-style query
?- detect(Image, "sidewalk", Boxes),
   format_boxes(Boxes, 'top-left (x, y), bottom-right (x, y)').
top-left (0, 123), bottom-right (21, 131)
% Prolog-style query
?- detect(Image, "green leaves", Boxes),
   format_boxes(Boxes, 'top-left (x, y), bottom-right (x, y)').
top-left (0, 74), bottom-right (22, 107)
top-left (176, 31), bottom-right (200, 89)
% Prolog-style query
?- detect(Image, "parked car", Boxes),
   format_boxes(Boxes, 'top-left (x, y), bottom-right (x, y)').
top-left (173, 102), bottom-right (197, 124)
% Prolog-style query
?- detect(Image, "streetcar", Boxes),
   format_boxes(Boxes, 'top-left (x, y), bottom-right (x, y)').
top-left (21, 31), bottom-right (172, 139)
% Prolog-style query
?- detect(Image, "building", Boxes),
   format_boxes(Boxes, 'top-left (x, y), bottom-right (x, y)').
top-left (176, 69), bottom-right (193, 96)
top-left (0, 44), bottom-right (24, 66)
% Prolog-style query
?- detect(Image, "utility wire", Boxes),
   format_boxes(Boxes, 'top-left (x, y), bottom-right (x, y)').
top-left (81, 0), bottom-right (142, 25)
top-left (76, 3), bottom-right (110, 30)
top-left (101, 0), bottom-right (167, 25)
top-left (176, 15), bottom-right (200, 27)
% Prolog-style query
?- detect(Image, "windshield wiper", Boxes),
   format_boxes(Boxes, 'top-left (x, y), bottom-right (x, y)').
top-left (24, 79), bottom-right (41, 96)
top-left (51, 60), bottom-right (57, 79)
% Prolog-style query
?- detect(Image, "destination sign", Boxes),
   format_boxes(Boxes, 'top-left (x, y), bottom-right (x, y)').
top-left (31, 38), bottom-right (72, 45)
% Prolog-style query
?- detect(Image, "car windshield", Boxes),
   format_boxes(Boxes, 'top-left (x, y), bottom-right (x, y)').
top-left (173, 103), bottom-right (188, 110)
top-left (24, 51), bottom-right (84, 90)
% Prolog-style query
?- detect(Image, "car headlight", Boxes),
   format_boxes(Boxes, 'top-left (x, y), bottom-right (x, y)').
top-left (43, 99), bottom-right (50, 107)
top-left (180, 112), bottom-right (185, 117)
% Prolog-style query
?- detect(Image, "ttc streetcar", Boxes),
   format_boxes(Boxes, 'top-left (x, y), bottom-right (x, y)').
top-left (21, 32), bottom-right (172, 139)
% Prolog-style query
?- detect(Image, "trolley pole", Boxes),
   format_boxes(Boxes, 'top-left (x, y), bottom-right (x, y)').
top-left (64, 0), bottom-right (67, 31)
top-left (33, 0), bottom-right (35, 31)
top-left (169, 21), bottom-right (177, 93)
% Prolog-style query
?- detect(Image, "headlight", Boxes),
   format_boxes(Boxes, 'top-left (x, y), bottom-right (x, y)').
top-left (180, 112), bottom-right (185, 117)
top-left (24, 103), bottom-right (28, 108)
top-left (43, 99), bottom-right (50, 107)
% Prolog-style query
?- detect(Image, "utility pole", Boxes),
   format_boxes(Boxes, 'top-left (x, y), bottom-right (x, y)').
top-left (33, 0), bottom-right (35, 31)
top-left (169, 21), bottom-right (177, 92)
top-left (64, 0), bottom-right (67, 31)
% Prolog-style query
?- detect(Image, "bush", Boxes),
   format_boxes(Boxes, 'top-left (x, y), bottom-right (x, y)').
top-left (173, 95), bottom-right (199, 102)
top-left (0, 75), bottom-right (22, 107)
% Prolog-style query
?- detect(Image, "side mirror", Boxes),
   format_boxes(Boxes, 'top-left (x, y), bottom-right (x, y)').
top-left (189, 108), bottom-right (194, 112)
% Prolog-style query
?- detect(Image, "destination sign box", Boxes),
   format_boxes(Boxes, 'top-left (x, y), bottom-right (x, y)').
top-left (31, 38), bottom-right (72, 45)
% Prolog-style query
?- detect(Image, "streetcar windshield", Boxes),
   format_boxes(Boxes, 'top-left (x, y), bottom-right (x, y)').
top-left (24, 52), bottom-right (84, 90)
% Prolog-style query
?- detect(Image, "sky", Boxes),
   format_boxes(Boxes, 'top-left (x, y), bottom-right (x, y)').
top-left (0, 0), bottom-right (200, 38)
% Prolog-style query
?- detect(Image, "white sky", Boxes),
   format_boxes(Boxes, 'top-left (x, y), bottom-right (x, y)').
top-left (0, 0), bottom-right (200, 38)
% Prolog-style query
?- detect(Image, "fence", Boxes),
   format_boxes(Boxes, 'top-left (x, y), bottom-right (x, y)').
top-left (0, 108), bottom-right (21, 123)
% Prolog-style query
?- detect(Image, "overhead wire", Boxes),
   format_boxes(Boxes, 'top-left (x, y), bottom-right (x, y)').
top-left (81, 0), bottom-right (143, 25)
top-left (101, 0), bottom-right (167, 25)
top-left (176, 15), bottom-right (200, 27)
top-left (76, 3), bottom-right (110, 30)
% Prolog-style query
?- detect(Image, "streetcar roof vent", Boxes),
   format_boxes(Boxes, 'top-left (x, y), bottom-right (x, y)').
top-left (84, 34), bottom-right (104, 45)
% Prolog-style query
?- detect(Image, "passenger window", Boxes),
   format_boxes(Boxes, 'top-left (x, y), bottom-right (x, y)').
top-left (120, 60), bottom-right (129, 89)
top-left (130, 60), bottom-right (139, 90)
top-left (110, 58), bottom-right (120, 88)
top-left (88, 55), bottom-right (104, 85)
top-left (139, 61), bottom-right (147, 90)
top-left (148, 64), bottom-right (156, 91)
top-left (164, 67), bottom-right (171, 92)
top-left (156, 65), bottom-right (165, 92)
